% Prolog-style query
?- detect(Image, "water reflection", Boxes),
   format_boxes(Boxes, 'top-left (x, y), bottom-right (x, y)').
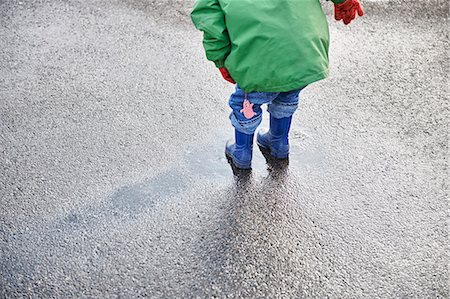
top-left (226, 144), bottom-right (290, 186)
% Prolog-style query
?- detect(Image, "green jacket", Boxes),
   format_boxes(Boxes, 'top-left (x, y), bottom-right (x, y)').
top-left (191, 0), bottom-right (343, 93)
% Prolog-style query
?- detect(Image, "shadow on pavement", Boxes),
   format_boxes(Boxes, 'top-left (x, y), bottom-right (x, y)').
top-left (193, 147), bottom-right (328, 298)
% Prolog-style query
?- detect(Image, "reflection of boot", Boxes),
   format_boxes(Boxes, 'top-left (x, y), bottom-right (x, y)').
top-left (225, 129), bottom-right (254, 169)
top-left (257, 115), bottom-right (292, 159)
top-left (231, 165), bottom-right (252, 187)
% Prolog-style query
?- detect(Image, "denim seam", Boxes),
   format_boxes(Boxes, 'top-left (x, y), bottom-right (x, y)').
top-left (236, 115), bottom-right (262, 125)
top-left (274, 102), bottom-right (299, 106)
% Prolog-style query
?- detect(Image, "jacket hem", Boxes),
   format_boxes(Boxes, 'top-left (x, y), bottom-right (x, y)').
top-left (239, 70), bottom-right (329, 93)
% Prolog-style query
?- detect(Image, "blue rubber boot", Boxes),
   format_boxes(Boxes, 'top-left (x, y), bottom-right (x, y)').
top-left (257, 115), bottom-right (292, 159)
top-left (225, 130), bottom-right (254, 169)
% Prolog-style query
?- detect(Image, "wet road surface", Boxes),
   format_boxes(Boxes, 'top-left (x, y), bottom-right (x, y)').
top-left (0, 0), bottom-right (448, 298)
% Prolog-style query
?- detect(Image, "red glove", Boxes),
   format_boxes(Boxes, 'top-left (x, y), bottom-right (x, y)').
top-left (334, 0), bottom-right (364, 25)
top-left (219, 68), bottom-right (236, 84)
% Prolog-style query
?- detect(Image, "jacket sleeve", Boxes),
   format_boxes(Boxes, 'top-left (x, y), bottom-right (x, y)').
top-left (191, 0), bottom-right (231, 68)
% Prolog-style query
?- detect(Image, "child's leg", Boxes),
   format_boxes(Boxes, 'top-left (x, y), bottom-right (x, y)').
top-left (229, 85), bottom-right (279, 135)
top-left (267, 87), bottom-right (305, 119)
top-left (226, 85), bottom-right (279, 169)
top-left (258, 87), bottom-right (306, 159)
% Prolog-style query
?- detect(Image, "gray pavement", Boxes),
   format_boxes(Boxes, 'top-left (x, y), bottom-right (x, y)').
top-left (0, 0), bottom-right (448, 298)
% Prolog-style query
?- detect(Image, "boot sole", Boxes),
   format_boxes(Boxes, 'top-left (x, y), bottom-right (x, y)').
top-left (257, 139), bottom-right (289, 159)
top-left (225, 151), bottom-right (252, 169)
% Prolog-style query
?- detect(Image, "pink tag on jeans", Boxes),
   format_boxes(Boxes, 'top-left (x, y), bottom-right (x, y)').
top-left (240, 99), bottom-right (256, 119)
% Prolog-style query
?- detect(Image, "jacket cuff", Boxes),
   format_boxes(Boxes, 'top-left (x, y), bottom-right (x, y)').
top-left (329, 0), bottom-right (347, 4)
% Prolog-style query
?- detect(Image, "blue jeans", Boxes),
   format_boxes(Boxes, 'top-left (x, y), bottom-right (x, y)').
top-left (229, 85), bottom-right (305, 135)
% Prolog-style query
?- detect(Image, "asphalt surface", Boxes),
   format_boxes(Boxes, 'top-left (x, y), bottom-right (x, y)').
top-left (0, 0), bottom-right (448, 298)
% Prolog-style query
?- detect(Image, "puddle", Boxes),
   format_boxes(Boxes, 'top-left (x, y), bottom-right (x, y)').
top-left (288, 126), bottom-right (325, 169)
top-left (108, 171), bottom-right (189, 217)
top-left (183, 127), bottom-right (267, 180)
top-left (56, 118), bottom-right (324, 231)
top-left (182, 113), bottom-right (326, 180)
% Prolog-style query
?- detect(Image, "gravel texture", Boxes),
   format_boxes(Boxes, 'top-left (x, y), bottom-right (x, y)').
top-left (0, 0), bottom-right (448, 298)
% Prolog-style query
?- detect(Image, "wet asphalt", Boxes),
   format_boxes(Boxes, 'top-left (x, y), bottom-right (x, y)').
top-left (0, 0), bottom-right (448, 298)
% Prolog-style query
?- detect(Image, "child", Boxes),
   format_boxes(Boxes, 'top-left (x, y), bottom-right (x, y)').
top-left (191, 0), bottom-right (364, 169)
